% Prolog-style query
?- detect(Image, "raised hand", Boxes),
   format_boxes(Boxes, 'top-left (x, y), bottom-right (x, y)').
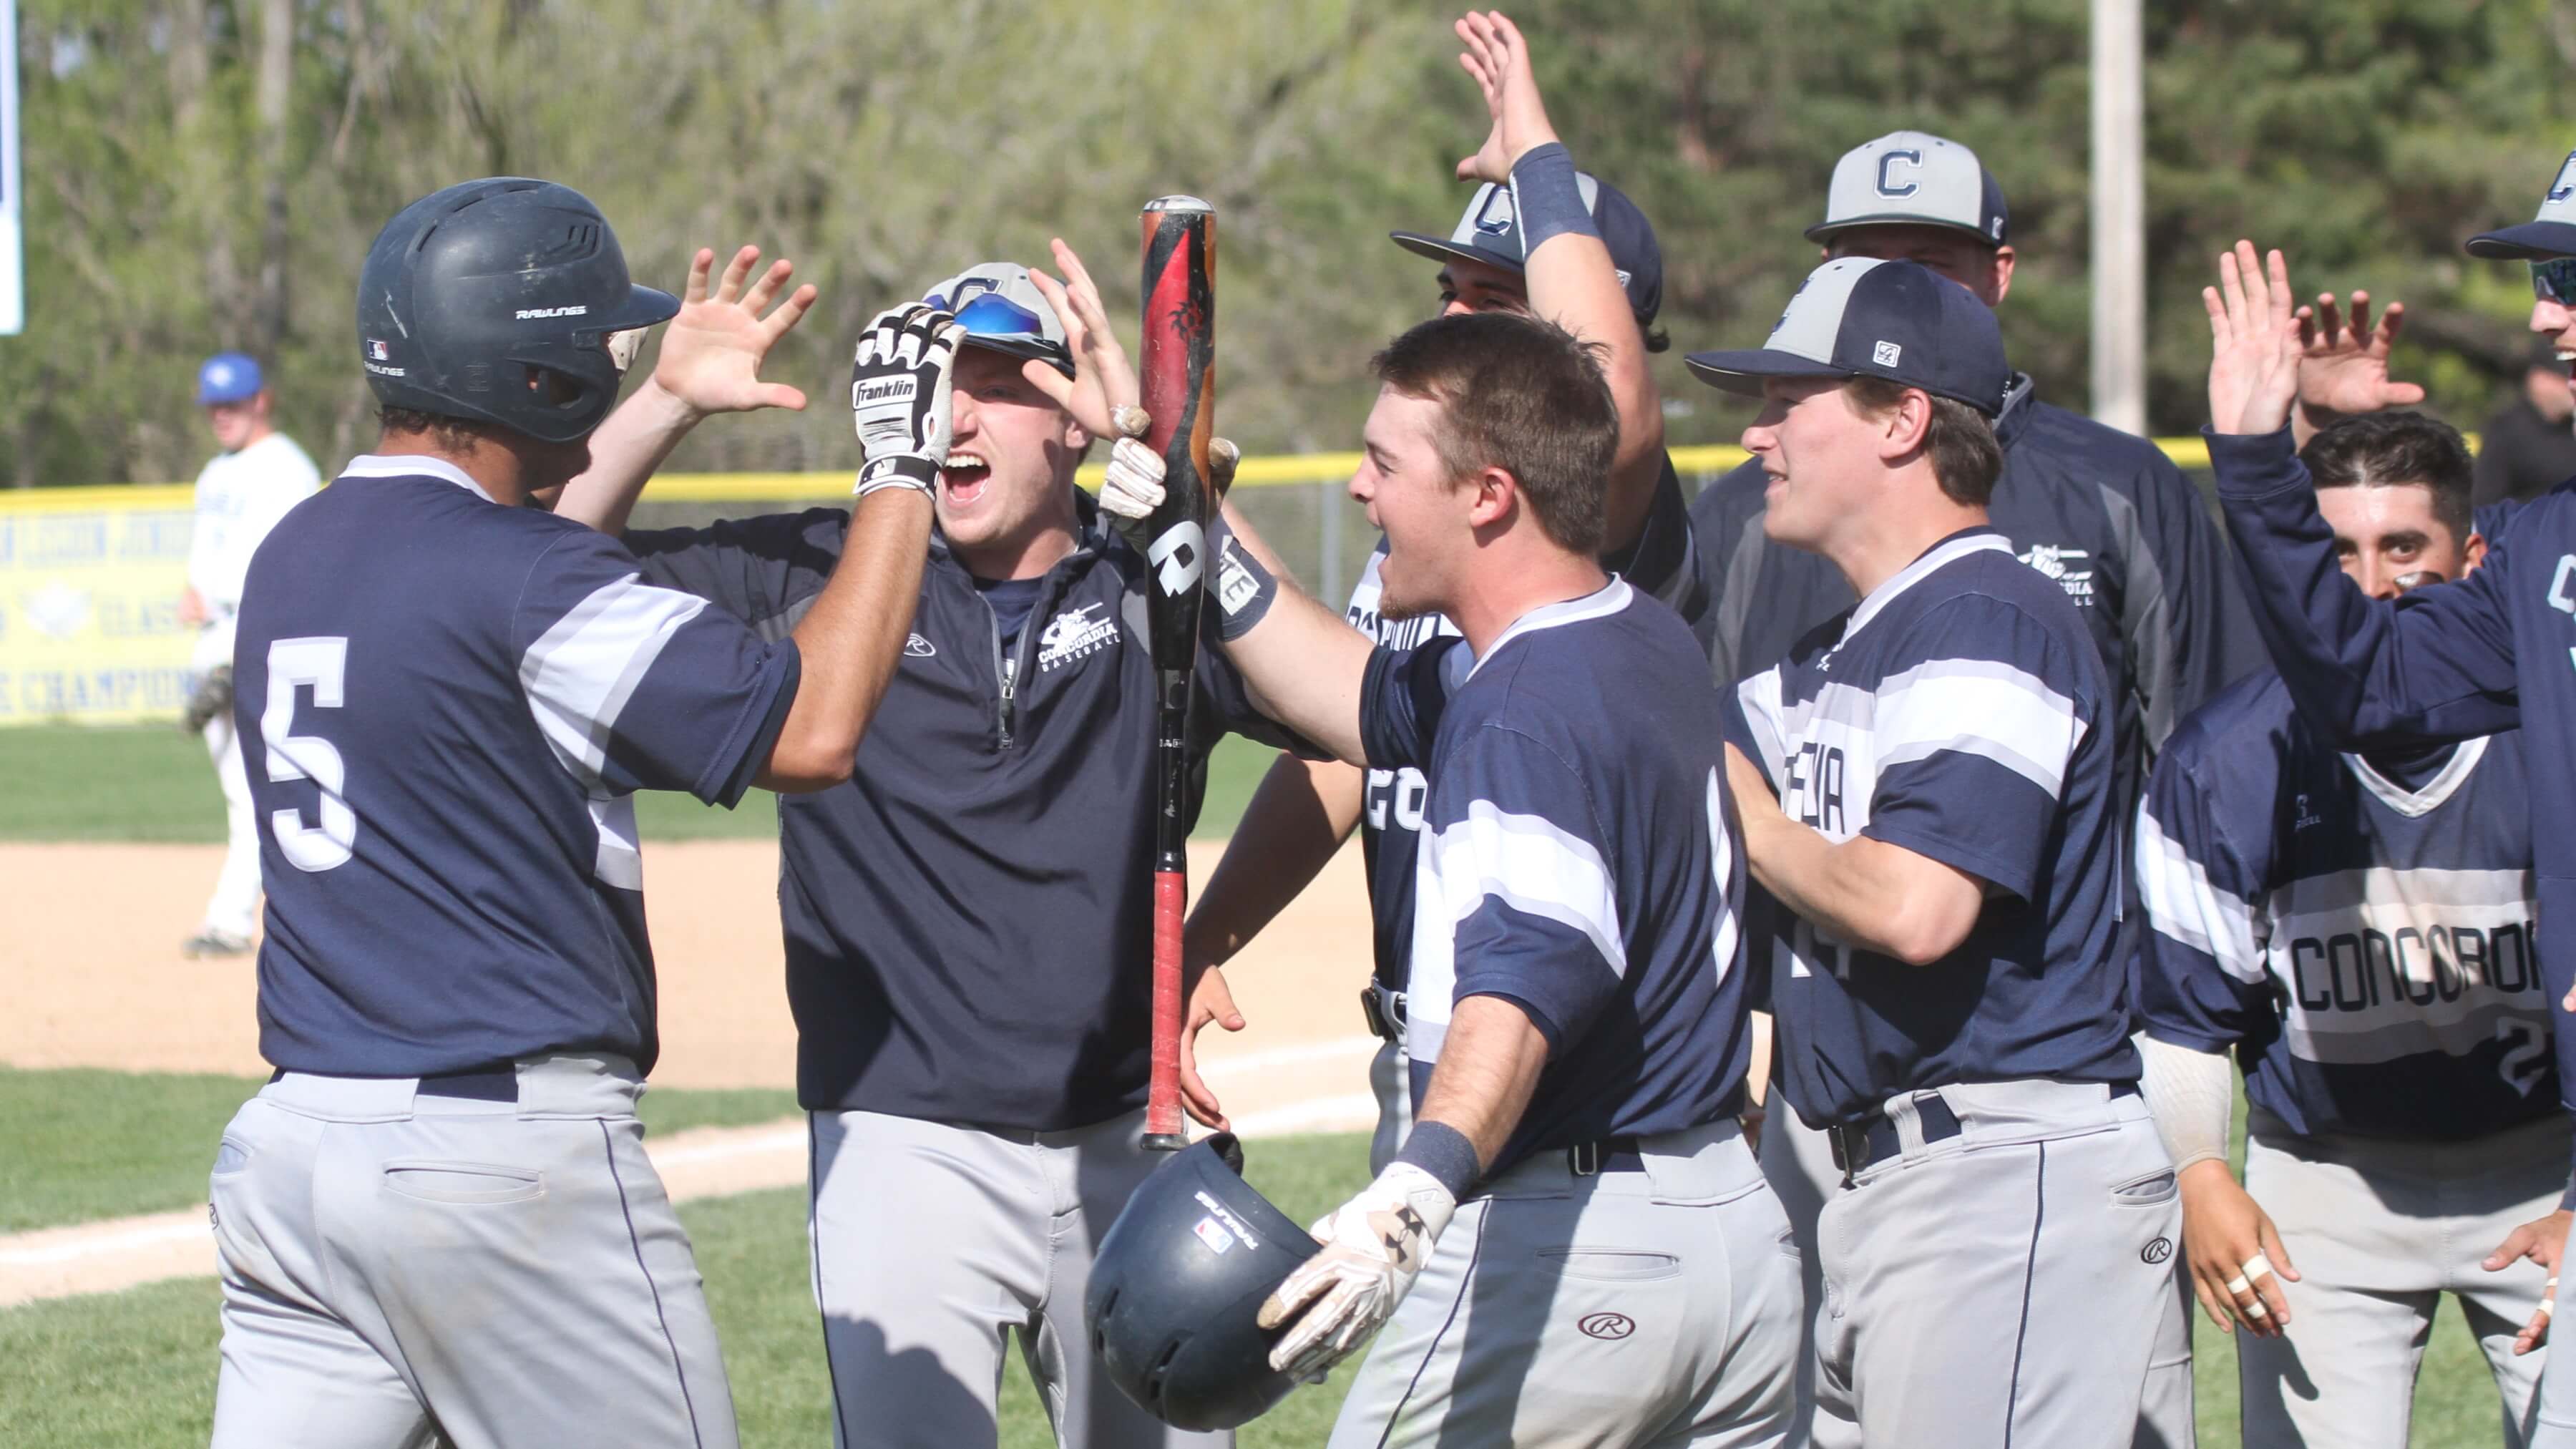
top-left (1023, 237), bottom-right (1141, 444)
top-left (653, 245), bottom-right (818, 419)
top-left (2204, 240), bottom-right (2303, 436)
top-left (2294, 289), bottom-right (2425, 439)
top-left (850, 304), bottom-right (965, 497)
top-left (1454, 11), bottom-right (1562, 185)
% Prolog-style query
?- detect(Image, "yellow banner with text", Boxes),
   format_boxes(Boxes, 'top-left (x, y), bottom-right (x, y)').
top-left (0, 486), bottom-right (197, 726)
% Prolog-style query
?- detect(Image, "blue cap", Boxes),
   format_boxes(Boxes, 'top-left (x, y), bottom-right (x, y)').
top-left (196, 353), bottom-right (263, 405)
top-left (1684, 258), bottom-right (2011, 416)
top-left (2467, 150), bottom-right (2576, 261)
top-left (1390, 172), bottom-right (1664, 327)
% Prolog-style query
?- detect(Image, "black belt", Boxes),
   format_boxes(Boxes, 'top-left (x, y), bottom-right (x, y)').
top-left (1827, 1082), bottom-right (2137, 1183)
top-left (268, 1065), bottom-right (518, 1101)
top-left (1359, 983), bottom-right (1407, 1042)
top-left (1566, 1136), bottom-right (1644, 1176)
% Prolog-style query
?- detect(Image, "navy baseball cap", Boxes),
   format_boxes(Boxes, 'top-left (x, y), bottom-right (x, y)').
top-left (197, 352), bottom-right (264, 405)
top-left (2467, 150), bottom-right (2576, 260)
top-left (1390, 174), bottom-right (1664, 326)
top-left (1807, 131), bottom-right (2009, 248)
top-left (1685, 258), bottom-right (2010, 416)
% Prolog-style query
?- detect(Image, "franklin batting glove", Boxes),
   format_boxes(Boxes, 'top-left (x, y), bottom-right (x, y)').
top-left (851, 304), bottom-right (964, 498)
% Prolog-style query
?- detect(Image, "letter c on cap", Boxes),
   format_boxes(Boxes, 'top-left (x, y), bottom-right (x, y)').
top-left (1876, 150), bottom-right (1923, 198)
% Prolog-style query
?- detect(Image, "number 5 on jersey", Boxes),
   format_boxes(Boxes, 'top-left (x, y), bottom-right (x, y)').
top-left (262, 636), bottom-right (356, 872)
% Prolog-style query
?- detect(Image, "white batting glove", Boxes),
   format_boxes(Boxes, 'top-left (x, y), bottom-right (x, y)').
top-left (850, 303), bottom-right (964, 497)
top-left (1102, 436), bottom-right (1167, 522)
top-left (1255, 1162), bottom-right (1455, 1380)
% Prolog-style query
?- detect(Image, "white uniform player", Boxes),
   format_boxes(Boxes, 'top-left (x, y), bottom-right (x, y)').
top-left (180, 351), bottom-right (318, 958)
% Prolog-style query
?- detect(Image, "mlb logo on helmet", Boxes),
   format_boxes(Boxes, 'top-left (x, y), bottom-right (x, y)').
top-left (368, 339), bottom-right (391, 361)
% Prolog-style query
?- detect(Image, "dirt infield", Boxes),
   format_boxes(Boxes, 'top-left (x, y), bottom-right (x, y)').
top-left (0, 838), bottom-right (1378, 1111)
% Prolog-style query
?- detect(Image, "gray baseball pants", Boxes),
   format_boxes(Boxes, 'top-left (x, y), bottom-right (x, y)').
top-left (1802, 1079), bottom-right (2179, 1449)
top-left (1329, 1117), bottom-right (1800, 1448)
top-left (1761, 1089), bottom-right (2196, 1448)
top-left (2237, 1110), bottom-right (2560, 1448)
top-left (806, 1106), bottom-right (1229, 1449)
top-left (2542, 1242), bottom-right (2576, 1449)
top-left (208, 1053), bottom-right (734, 1449)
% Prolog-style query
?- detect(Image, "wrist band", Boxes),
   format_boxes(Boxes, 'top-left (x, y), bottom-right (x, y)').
top-left (1394, 1120), bottom-right (1482, 1201)
top-left (1206, 516), bottom-right (1278, 642)
top-left (1508, 142), bottom-right (1599, 258)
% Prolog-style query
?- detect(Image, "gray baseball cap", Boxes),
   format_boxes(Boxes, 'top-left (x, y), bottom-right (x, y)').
top-left (2467, 151), bottom-right (2576, 261)
top-left (921, 263), bottom-right (1075, 377)
top-left (1807, 130), bottom-right (2009, 248)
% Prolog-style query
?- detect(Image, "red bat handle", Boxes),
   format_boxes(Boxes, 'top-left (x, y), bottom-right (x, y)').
top-left (1143, 869), bottom-right (1189, 1150)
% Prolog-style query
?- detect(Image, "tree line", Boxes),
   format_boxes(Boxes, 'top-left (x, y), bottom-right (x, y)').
top-left (5, 0), bottom-right (2570, 486)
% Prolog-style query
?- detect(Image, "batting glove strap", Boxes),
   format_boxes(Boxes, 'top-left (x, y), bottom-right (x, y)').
top-left (851, 303), bottom-right (963, 486)
top-left (1254, 1162), bottom-right (1455, 1381)
top-left (854, 462), bottom-right (937, 499)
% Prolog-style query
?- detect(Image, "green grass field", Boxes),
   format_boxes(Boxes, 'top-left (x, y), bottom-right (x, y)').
top-left (0, 724), bottom-right (1282, 845)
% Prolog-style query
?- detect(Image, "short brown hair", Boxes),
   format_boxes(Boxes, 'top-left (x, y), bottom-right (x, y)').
top-left (1370, 312), bottom-right (1619, 556)
top-left (1843, 378), bottom-right (2003, 507)
top-left (2299, 411), bottom-right (2474, 545)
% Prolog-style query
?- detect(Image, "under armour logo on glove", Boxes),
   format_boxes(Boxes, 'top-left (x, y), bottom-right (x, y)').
top-left (1256, 1163), bottom-right (1457, 1382)
top-left (850, 303), bottom-right (964, 498)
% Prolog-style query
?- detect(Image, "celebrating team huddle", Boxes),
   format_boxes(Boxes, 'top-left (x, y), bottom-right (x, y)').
top-left (196, 7), bottom-right (2576, 1448)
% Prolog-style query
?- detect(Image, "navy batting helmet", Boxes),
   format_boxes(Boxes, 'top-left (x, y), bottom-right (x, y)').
top-left (1085, 1134), bottom-right (1314, 1431)
top-left (355, 178), bottom-right (678, 444)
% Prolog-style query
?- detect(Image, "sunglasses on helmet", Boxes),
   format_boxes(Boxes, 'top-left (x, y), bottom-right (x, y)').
top-left (2531, 258), bottom-right (2576, 304)
top-left (925, 289), bottom-right (1050, 343)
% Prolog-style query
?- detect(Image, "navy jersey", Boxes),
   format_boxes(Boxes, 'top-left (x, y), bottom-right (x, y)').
top-left (1729, 529), bottom-right (2134, 1127)
top-left (1348, 457), bottom-right (1707, 996)
top-left (627, 497), bottom-right (1292, 1131)
top-left (2214, 424), bottom-right (2576, 1141)
top-left (235, 457), bottom-right (798, 1076)
top-left (1692, 376), bottom-right (2266, 820)
top-left (2137, 672), bottom-right (2550, 1141)
top-left (1358, 581), bottom-right (1747, 1176)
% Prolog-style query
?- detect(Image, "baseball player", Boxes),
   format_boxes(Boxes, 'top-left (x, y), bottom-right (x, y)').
top-left (1179, 9), bottom-right (1709, 1179)
top-left (1102, 307), bottom-right (1796, 1447)
top-left (1700, 257), bottom-right (2179, 1449)
top-left (1689, 130), bottom-right (2265, 1445)
top-left (2137, 409), bottom-right (2560, 1448)
top-left (2202, 182), bottom-right (2576, 1443)
top-left (177, 351), bottom-right (320, 959)
top-left (552, 241), bottom-right (1295, 1449)
top-left (206, 179), bottom-right (940, 1449)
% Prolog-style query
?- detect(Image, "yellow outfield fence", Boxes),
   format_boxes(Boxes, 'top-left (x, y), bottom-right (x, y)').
top-left (0, 437), bottom-right (2223, 726)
